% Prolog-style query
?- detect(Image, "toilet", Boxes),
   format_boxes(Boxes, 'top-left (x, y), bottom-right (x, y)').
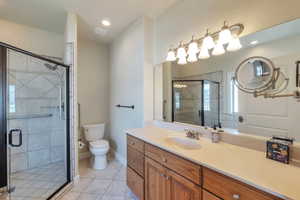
top-left (83, 123), bottom-right (109, 170)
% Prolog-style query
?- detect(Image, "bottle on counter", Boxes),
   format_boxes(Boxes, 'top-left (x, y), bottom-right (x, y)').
top-left (211, 125), bottom-right (221, 143)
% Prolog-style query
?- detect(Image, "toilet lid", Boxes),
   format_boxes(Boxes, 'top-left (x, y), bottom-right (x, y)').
top-left (90, 140), bottom-right (109, 149)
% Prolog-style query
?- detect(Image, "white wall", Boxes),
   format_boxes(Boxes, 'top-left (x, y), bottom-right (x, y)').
top-left (64, 13), bottom-right (78, 179)
top-left (77, 39), bottom-right (109, 157)
top-left (109, 17), bottom-right (154, 163)
top-left (0, 18), bottom-right (64, 57)
top-left (154, 0), bottom-right (300, 64)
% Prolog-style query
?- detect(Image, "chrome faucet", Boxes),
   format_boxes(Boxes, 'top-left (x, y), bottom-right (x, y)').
top-left (185, 129), bottom-right (201, 140)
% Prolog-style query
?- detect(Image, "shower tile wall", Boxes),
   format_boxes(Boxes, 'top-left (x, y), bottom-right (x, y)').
top-left (7, 50), bottom-right (66, 173)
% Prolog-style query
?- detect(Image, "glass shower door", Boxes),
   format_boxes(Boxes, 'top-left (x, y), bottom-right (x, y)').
top-left (172, 80), bottom-right (203, 125)
top-left (202, 80), bottom-right (220, 127)
top-left (6, 49), bottom-right (69, 200)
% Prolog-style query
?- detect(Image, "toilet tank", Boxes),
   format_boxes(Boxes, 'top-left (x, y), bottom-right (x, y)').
top-left (83, 123), bottom-right (105, 142)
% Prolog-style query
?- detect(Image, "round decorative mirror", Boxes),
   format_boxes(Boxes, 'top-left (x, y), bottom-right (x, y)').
top-left (234, 57), bottom-right (279, 94)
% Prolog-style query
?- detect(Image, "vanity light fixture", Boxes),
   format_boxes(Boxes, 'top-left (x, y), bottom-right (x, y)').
top-left (176, 42), bottom-right (187, 59)
top-left (101, 19), bottom-right (111, 27)
top-left (166, 49), bottom-right (176, 61)
top-left (187, 36), bottom-right (199, 62)
top-left (198, 45), bottom-right (210, 59)
top-left (212, 40), bottom-right (225, 56)
top-left (178, 56), bottom-right (187, 65)
top-left (174, 84), bottom-right (188, 88)
top-left (165, 21), bottom-right (244, 64)
top-left (187, 52), bottom-right (198, 63)
top-left (227, 34), bottom-right (242, 52)
top-left (203, 30), bottom-right (215, 50)
top-left (219, 21), bottom-right (233, 45)
top-left (187, 36), bottom-right (199, 55)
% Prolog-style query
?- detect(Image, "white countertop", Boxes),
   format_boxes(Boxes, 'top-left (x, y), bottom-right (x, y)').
top-left (126, 126), bottom-right (300, 200)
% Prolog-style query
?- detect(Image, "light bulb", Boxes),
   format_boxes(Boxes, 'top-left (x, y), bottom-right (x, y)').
top-left (166, 49), bottom-right (176, 61)
top-left (187, 52), bottom-right (198, 63)
top-left (187, 41), bottom-right (199, 55)
top-left (227, 35), bottom-right (242, 51)
top-left (198, 45), bottom-right (210, 59)
top-left (219, 22), bottom-right (232, 45)
top-left (203, 35), bottom-right (215, 50)
top-left (212, 40), bottom-right (225, 56)
top-left (176, 46), bottom-right (187, 59)
top-left (178, 56), bottom-right (187, 65)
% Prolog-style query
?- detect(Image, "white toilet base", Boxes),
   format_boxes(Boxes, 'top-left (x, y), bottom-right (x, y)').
top-left (90, 155), bottom-right (107, 170)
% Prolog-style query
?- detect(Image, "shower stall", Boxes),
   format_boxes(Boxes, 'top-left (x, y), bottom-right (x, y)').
top-left (172, 80), bottom-right (220, 127)
top-left (0, 43), bottom-right (70, 200)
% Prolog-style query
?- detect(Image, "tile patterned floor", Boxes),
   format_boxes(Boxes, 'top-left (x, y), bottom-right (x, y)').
top-left (0, 162), bottom-right (67, 200)
top-left (60, 158), bottom-right (136, 200)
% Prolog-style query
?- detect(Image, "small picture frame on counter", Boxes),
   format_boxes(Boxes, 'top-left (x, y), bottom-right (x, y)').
top-left (266, 136), bottom-right (293, 164)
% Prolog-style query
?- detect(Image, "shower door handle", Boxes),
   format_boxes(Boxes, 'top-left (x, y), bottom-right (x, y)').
top-left (8, 129), bottom-right (22, 147)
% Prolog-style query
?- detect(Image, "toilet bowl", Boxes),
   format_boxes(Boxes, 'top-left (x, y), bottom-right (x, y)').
top-left (83, 123), bottom-right (109, 170)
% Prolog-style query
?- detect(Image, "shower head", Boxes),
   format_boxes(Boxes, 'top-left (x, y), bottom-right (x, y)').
top-left (44, 63), bottom-right (58, 71)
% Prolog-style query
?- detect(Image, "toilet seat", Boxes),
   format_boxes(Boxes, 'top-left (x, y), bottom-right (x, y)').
top-left (90, 140), bottom-right (109, 149)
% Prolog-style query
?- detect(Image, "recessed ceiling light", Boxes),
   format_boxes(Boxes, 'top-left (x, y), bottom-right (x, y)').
top-left (101, 19), bottom-right (111, 27)
top-left (250, 40), bottom-right (258, 45)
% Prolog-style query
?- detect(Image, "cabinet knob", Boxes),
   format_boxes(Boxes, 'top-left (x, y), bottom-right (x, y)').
top-left (162, 157), bottom-right (167, 162)
top-left (131, 142), bottom-right (135, 145)
top-left (232, 194), bottom-right (240, 199)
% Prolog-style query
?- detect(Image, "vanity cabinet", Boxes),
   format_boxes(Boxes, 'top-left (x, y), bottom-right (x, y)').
top-left (202, 190), bottom-right (221, 200)
top-left (127, 135), bottom-right (145, 200)
top-left (145, 157), bottom-right (202, 200)
top-left (126, 134), bottom-right (283, 200)
top-left (145, 143), bottom-right (201, 185)
top-left (127, 146), bottom-right (144, 176)
top-left (145, 157), bottom-right (169, 200)
top-left (127, 167), bottom-right (144, 199)
top-left (203, 168), bottom-right (282, 200)
top-left (167, 168), bottom-right (202, 200)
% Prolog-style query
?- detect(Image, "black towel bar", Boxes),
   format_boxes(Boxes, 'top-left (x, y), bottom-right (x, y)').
top-left (116, 104), bottom-right (135, 109)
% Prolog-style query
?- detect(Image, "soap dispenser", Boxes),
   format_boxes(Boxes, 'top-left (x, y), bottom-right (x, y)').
top-left (211, 125), bottom-right (220, 143)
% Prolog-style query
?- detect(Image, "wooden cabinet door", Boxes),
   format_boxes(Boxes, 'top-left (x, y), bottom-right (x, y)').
top-left (127, 167), bottom-right (144, 200)
top-left (127, 146), bottom-right (144, 176)
top-left (202, 190), bottom-right (221, 200)
top-left (167, 169), bottom-right (202, 200)
top-left (145, 158), bottom-right (168, 200)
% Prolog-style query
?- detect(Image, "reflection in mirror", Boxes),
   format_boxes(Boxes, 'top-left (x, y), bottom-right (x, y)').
top-left (154, 18), bottom-right (300, 141)
top-left (234, 56), bottom-right (276, 93)
top-left (172, 80), bottom-right (220, 127)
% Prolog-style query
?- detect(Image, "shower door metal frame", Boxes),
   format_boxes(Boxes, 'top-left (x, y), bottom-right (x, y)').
top-left (171, 79), bottom-right (220, 127)
top-left (0, 42), bottom-right (71, 199)
top-left (0, 46), bottom-right (7, 189)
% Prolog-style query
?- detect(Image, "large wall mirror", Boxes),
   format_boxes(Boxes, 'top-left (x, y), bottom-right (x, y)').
top-left (154, 18), bottom-right (300, 141)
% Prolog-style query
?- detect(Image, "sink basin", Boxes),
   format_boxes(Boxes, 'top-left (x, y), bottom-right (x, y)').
top-left (164, 136), bottom-right (201, 150)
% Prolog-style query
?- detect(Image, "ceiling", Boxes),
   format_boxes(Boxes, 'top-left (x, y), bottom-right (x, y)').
top-left (0, 0), bottom-right (180, 43)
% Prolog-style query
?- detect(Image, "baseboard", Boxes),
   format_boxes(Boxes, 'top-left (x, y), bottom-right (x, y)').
top-left (113, 150), bottom-right (127, 166)
top-left (79, 151), bottom-right (91, 160)
top-left (73, 175), bottom-right (80, 184)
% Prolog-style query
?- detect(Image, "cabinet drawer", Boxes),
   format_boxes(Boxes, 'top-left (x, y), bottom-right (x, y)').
top-left (127, 135), bottom-right (144, 153)
top-left (127, 146), bottom-right (144, 177)
top-left (203, 190), bottom-right (221, 200)
top-left (145, 143), bottom-right (201, 185)
top-left (127, 167), bottom-right (144, 200)
top-left (203, 168), bottom-right (282, 200)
